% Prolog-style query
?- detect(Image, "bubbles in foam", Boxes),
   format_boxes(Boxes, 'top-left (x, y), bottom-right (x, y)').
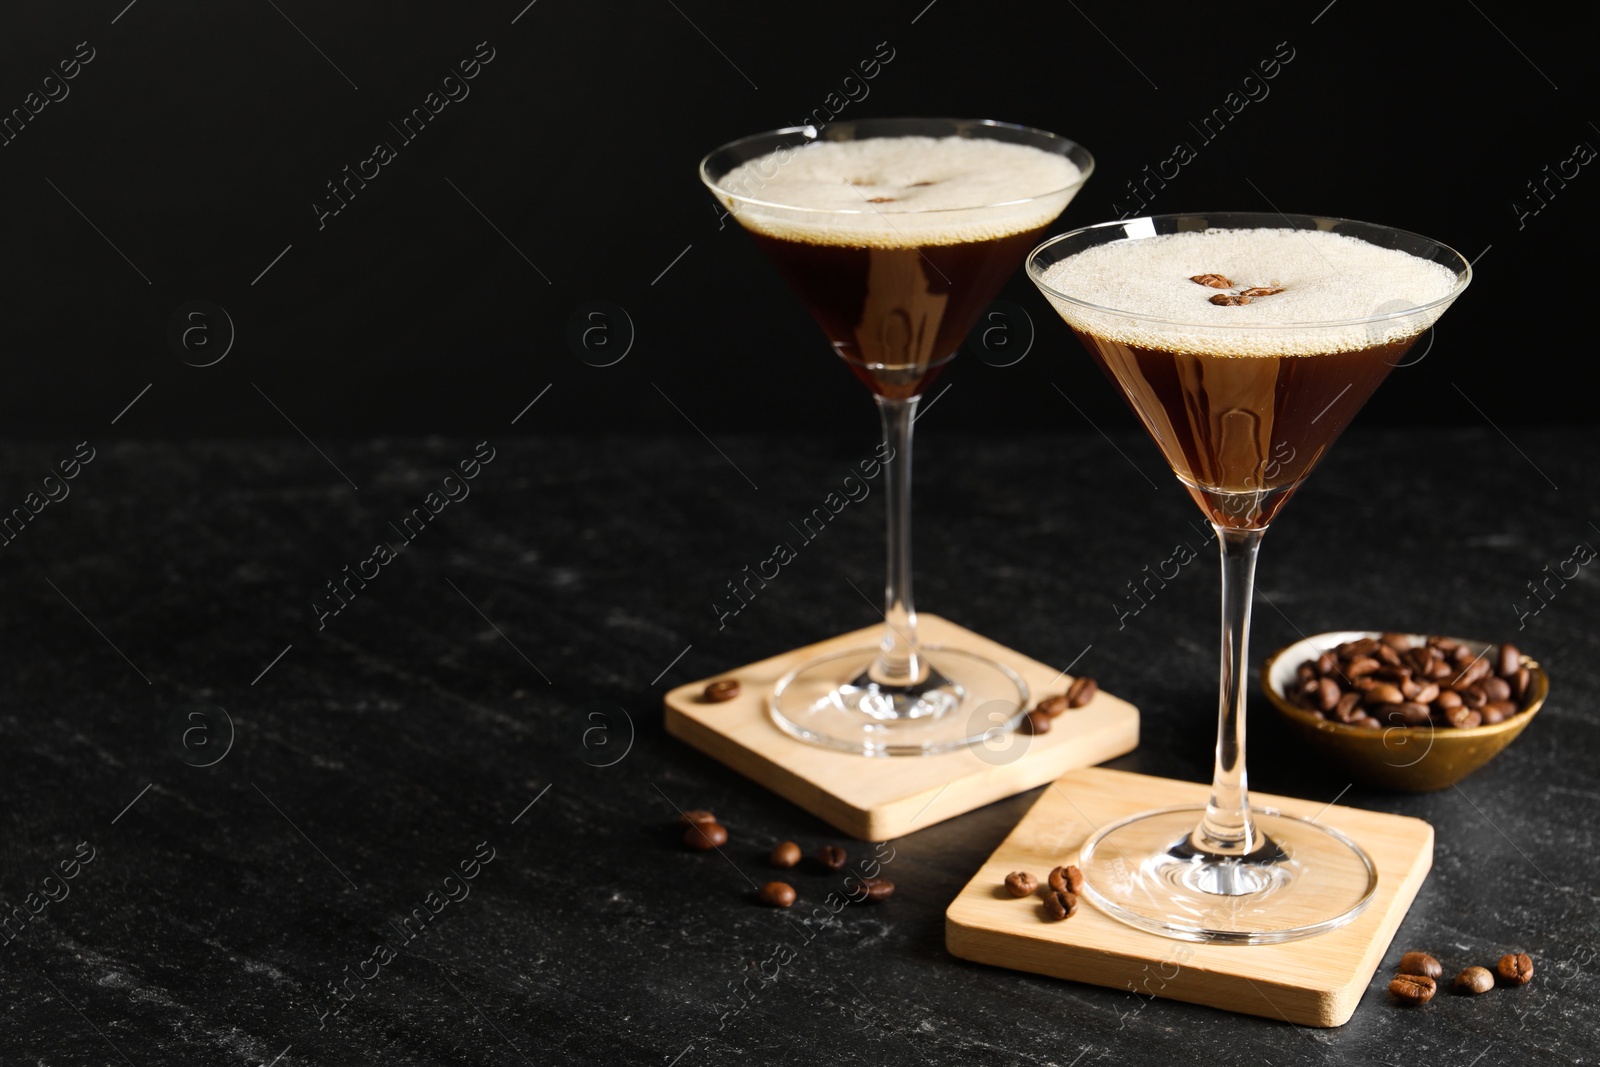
top-left (714, 135), bottom-right (1083, 248)
top-left (1037, 228), bottom-right (1462, 357)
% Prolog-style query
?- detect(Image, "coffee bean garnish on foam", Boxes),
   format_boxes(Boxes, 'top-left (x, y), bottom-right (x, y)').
top-left (1190, 273), bottom-right (1286, 305)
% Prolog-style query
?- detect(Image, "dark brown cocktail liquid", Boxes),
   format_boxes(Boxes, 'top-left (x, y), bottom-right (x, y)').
top-left (1073, 331), bottom-right (1421, 528)
top-left (749, 227), bottom-right (1048, 399)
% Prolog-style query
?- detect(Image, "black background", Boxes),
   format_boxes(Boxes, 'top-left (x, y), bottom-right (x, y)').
top-left (0, 0), bottom-right (1591, 441)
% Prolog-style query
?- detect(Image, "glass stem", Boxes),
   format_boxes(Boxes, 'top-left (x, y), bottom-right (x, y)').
top-left (869, 395), bottom-right (926, 688)
top-left (1197, 525), bottom-right (1264, 856)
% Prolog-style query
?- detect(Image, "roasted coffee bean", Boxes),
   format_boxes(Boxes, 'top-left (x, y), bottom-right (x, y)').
top-left (1317, 677), bottom-right (1342, 712)
top-left (703, 679), bottom-right (741, 703)
top-left (1334, 692), bottom-right (1363, 722)
top-left (1482, 700), bottom-right (1517, 723)
top-left (1451, 658), bottom-right (1491, 689)
top-left (1497, 952), bottom-right (1534, 985)
top-left (1043, 888), bottom-right (1078, 921)
top-left (759, 881), bottom-right (796, 907)
top-left (1366, 682), bottom-right (1405, 706)
top-left (1461, 687), bottom-right (1488, 710)
top-left (1433, 689), bottom-right (1462, 711)
top-left (1021, 710), bottom-right (1052, 735)
top-left (1296, 662), bottom-right (1316, 682)
top-left (1067, 676), bottom-right (1099, 708)
top-left (685, 822), bottom-right (728, 850)
top-left (1398, 951), bottom-right (1443, 979)
top-left (1498, 643), bottom-right (1522, 678)
top-left (1389, 702), bottom-right (1432, 727)
top-left (1445, 706), bottom-right (1484, 729)
top-left (1037, 694), bottom-right (1070, 717)
top-left (1411, 683), bottom-right (1441, 705)
top-left (1316, 650), bottom-right (1339, 675)
top-left (1513, 665), bottom-right (1531, 699)
top-left (860, 877), bottom-right (895, 903)
top-left (769, 841), bottom-right (802, 868)
top-left (817, 845), bottom-right (847, 870)
top-left (1346, 656), bottom-right (1381, 678)
top-left (1431, 636), bottom-right (1461, 652)
top-left (1454, 966), bottom-right (1494, 994)
top-left (1004, 871), bottom-right (1037, 897)
top-left (1483, 676), bottom-right (1512, 702)
top-left (1389, 973), bottom-right (1437, 1005)
top-left (678, 809), bottom-right (718, 828)
top-left (1381, 632), bottom-right (1412, 650)
top-left (1048, 865), bottom-right (1085, 895)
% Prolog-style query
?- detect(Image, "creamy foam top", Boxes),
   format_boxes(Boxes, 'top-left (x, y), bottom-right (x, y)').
top-left (714, 135), bottom-right (1083, 247)
top-left (1037, 228), bottom-right (1462, 356)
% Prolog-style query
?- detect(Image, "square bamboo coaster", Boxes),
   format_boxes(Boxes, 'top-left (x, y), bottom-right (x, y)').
top-left (663, 614), bottom-right (1140, 840)
top-left (945, 766), bottom-right (1434, 1027)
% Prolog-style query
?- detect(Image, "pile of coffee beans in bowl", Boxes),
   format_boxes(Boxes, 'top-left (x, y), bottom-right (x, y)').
top-left (1289, 633), bottom-right (1531, 730)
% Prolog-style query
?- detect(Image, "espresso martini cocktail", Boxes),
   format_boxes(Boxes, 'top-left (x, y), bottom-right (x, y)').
top-left (702, 120), bottom-right (1093, 755)
top-left (1037, 224), bottom-right (1460, 529)
top-left (1030, 214), bottom-right (1471, 943)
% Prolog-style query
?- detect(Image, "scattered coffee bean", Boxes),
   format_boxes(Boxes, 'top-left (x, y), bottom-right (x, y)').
top-left (1497, 952), bottom-right (1534, 985)
top-left (1043, 888), bottom-right (1078, 921)
top-left (1067, 677), bottom-right (1098, 708)
top-left (677, 809), bottom-right (719, 828)
top-left (1389, 973), bottom-right (1437, 1005)
top-left (1004, 871), bottom-right (1037, 897)
top-left (759, 881), bottom-right (796, 907)
top-left (684, 822), bottom-right (728, 850)
top-left (769, 841), bottom-right (801, 868)
top-left (860, 877), bottom-right (895, 903)
top-left (1292, 634), bottom-right (1531, 730)
top-left (1454, 966), bottom-right (1494, 994)
top-left (703, 679), bottom-right (740, 703)
top-left (1048, 865), bottom-right (1085, 896)
top-left (1020, 710), bottom-right (1052, 735)
top-left (1191, 273), bottom-right (1234, 289)
top-left (817, 845), bottom-right (847, 871)
top-left (1398, 951), bottom-right (1442, 979)
top-left (1036, 695), bottom-right (1070, 717)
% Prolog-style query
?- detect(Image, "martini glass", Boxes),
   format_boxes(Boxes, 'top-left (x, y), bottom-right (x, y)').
top-left (1028, 213), bottom-right (1471, 942)
top-left (700, 118), bottom-right (1092, 755)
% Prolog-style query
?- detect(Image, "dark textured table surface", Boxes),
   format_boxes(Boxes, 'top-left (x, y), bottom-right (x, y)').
top-left (2, 425), bottom-right (1595, 1066)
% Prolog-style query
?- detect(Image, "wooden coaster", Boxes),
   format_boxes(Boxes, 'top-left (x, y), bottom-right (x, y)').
top-left (663, 614), bottom-right (1139, 841)
top-left (945, 767), bottom-right (1434, 1027)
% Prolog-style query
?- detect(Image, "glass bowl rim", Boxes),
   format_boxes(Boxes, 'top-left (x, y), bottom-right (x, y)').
top-left (698, 117), bottom-right (1095, 217)
top-left (1026, 212), bottom-right (1472, 331)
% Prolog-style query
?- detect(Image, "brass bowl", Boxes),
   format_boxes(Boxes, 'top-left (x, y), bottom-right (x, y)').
top-left (1261, 631), bottom-right (1548, 792)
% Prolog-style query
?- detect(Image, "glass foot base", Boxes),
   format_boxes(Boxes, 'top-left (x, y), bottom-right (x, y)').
top-left (770, 645), bottom-right (1029, 756)
top-left (1077, 804), bottom-right (1378, 944)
